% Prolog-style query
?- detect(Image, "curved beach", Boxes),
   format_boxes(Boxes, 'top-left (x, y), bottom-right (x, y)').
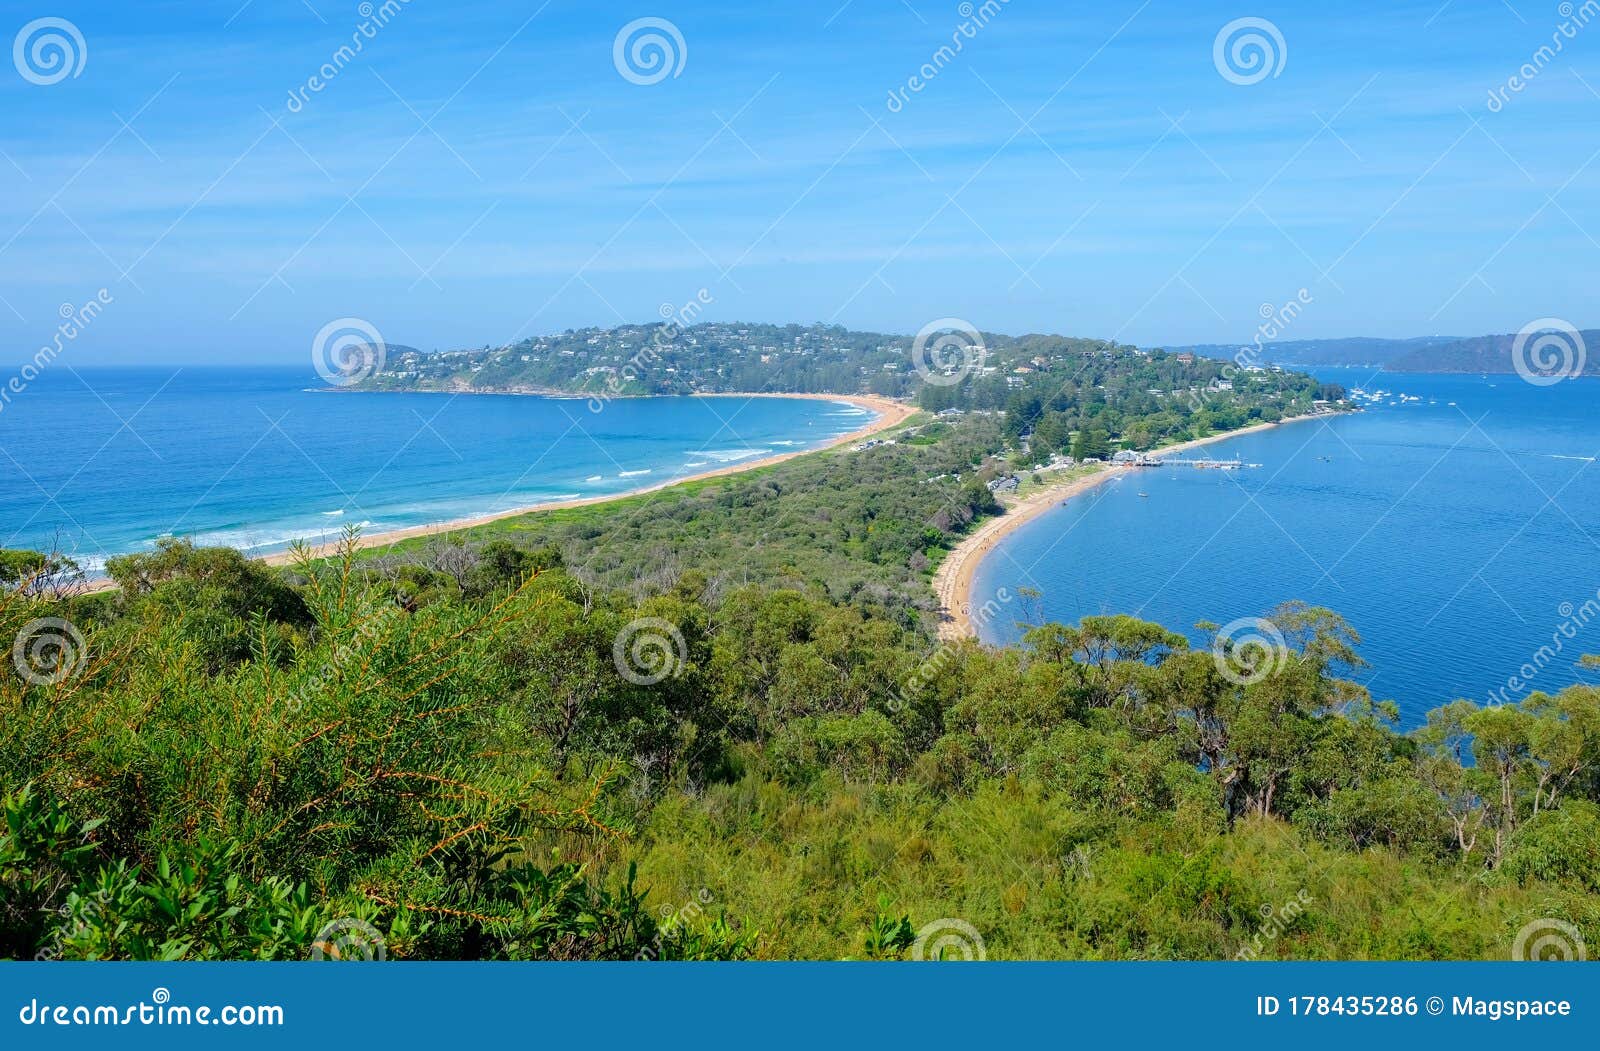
top-left (932, 413), bottom-right (1333, 641)
top-left (265, 393), bottom-right (914, 565)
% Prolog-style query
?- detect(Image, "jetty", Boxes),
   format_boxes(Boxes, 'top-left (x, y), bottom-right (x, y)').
top-left (1160, 457), bottom-right (1259, 470)
top-left (1117, 454), bottom-right (1260, 470)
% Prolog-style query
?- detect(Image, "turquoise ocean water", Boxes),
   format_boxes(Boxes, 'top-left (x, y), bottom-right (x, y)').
top-left (8, 365), bottom-right (1597, 724)
top-left (0, 367), bottom-right (873, 573)
top-left (971, 369), bottom-right (1600, 725)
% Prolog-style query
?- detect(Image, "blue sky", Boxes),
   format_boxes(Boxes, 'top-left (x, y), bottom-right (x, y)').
top-left (2, 0), bottom-right (1598, 364)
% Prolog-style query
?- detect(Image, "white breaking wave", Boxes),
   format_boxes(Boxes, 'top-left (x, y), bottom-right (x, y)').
top-left (320, 509), bottom-right (345, 517)
top-left (585, 474), bottom-right (604, 482)
top-left (702, 448), bottom-right (771, 463)
top-left (619, 469), bottom-right (652, 477)
top-left (189, 521), bottom-right (377, 552)
top-left (684, 460), bottom-right (708, 468)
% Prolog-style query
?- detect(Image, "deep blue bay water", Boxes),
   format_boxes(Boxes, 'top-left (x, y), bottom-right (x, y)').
top-left (0, 367), bottom-right (873, 572)
top-left (9, 365), bottom-right (1598, 725)
top-left (971, 369), bottom-right (1600, 725)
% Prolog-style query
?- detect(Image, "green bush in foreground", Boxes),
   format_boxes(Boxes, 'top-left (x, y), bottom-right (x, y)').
top-left (1, 422), bottom-right (1595, 960)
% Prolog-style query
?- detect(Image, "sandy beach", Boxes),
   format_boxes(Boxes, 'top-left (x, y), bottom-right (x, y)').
top-left (260, 392), bottom-right (915, 566)
top-left (932, 412), bottom-right (1337, 641)
top-left (61, 393), bottom-right (913, 592)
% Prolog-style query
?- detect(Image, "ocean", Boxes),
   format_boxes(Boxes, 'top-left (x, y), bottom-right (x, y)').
top-left (0, 367), bottom-right (873, 572)
top-left (970, 369), bottom-right (1600, 725)
top-left (10, 365), bottom-right (1597, 724)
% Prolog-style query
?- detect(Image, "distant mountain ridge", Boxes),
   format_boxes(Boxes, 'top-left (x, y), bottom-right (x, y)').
top-left (1169, 336), bottom-right (1459, 369)
top-left (1385, 329), bottom-right (1600, 376)
top-left (1172, 330), bottom-right (1600, 376)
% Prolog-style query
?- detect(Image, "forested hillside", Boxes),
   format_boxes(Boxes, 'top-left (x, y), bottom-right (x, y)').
top-left (1387, 329), bottom-right (1600, 376)
top-left (363, 322), bottom-right (921, 398)
top-left (351, 321), bottom-right (1341, 411)
top-left (4, 414), bottom-right (1595, 961)
top-left (1171, 336), bottom-right (1458, 369)
top-left (354, 320), bottom-right (1348, 469)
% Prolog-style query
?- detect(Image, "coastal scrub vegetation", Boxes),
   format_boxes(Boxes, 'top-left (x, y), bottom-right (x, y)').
top-left (3, 414), bottom-right (1596, 961)
top-left (361, 412), bottom-right (1004, 609)
top-left (913, 339), bottom-right (1341, 460)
